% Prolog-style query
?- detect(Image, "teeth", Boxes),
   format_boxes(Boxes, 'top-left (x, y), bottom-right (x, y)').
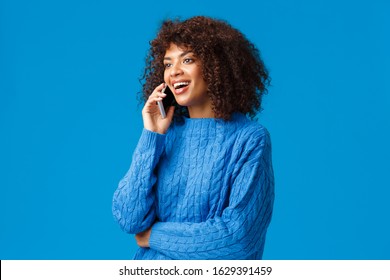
top-left (173, 82), bottom-right (190, 89)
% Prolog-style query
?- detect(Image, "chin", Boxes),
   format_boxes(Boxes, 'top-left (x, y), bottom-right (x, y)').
top-left (173, 96), bottom-right (190, 107)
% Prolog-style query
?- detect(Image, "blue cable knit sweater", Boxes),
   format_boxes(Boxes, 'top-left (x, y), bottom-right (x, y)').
top-left (112, 113), bottom-right (275, 259)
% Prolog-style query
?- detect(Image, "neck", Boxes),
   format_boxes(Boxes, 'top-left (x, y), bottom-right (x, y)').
top-left (187, 104), bottom-right (215, 119)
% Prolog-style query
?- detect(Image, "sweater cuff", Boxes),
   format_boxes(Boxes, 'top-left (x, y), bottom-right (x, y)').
top-left (135, 129), bottom-right (166, 155)
top-left (149, 222), bottom-right (169, 251)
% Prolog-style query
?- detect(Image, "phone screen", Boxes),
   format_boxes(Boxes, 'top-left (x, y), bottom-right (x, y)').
top-left (162, 86), bottom-right (175, 110)
top-left (157, 85), bottom-right (176, 119)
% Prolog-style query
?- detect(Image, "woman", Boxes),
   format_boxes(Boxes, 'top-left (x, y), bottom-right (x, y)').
top-left (112, 16), bottom-right (275, 260)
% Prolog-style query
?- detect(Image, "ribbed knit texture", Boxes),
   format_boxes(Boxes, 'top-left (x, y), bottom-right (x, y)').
top-left (112, 113), bottom-right (275, 260)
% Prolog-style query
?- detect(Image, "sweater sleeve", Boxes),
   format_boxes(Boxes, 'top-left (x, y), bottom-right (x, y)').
top-left (148, 130), bottom-right (275, 259)
top-left (112, 129), bottom-right (166, 234)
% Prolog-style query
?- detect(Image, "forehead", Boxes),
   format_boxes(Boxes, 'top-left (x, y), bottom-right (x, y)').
top-left (164, 43), bottom-right (193, 58)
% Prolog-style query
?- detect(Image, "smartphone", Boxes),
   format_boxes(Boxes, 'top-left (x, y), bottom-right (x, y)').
top-left (157, 85), bottom-right (175, 118)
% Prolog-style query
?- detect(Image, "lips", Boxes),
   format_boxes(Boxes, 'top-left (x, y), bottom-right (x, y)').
top-left (172, 80), bottom-right (190, 95)
top-left (173, 81), bottom-right (190, 89)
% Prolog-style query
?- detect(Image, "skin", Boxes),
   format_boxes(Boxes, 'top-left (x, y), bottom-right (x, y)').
top-left (135, 228), bottom-right (151, 247)
top-left (141, 82), bottom-right (175, 135)
top-left (136, 44), bottom-right (214, 247)
top-left (142, 44), bottom-right (213, 134)
top-left (163, 44), bottom-right (213, 119)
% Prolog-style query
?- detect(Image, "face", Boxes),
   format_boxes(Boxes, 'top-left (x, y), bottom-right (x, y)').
top-left (163, 44), bottom-right (212, 117)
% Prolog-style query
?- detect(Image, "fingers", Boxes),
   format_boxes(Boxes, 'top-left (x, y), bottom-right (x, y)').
top-left (152, 83), bottom-right (166, 98)
top-left (142, 83), bottom-right (175, 134)
top-left (146, 95), bottom-right (162, 105)
top-left (146, 83), bottom-right (167, 104)
top-left (135, 228), bottom-right (151, 248)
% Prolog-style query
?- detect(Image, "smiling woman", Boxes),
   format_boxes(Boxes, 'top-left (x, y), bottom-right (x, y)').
top-left (112, 16), bottom-right (275, 260)
top-left (163, 44), bottom-right (211, 118)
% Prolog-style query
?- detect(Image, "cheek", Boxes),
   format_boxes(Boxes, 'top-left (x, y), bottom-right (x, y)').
top-left (163, 71), bottom-right (169, 83)
top-left (194, 69), bottom-right (206, 85)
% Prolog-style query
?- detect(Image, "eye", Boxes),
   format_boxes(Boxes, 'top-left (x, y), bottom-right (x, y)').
top-left (164, 63), bottom-right (172, 68)
top-left (183, 58), bottom-right (194, 64)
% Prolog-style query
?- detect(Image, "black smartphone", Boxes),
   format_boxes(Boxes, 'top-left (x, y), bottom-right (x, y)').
top-left (157, 85), bottom-right (175, 118)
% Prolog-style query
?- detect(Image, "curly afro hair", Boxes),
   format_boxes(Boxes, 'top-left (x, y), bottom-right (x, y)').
top-left (140, 16), bottom-right (270, 120)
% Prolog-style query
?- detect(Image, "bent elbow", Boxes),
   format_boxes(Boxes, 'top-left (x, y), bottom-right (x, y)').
top-left (112, 202), bottom-right (155, 234)
top-left (112, 205), bottom-right (139, 234)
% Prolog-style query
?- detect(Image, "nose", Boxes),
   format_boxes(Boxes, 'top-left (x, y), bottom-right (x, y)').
top-left (169, 62), bottom-right (183, 77)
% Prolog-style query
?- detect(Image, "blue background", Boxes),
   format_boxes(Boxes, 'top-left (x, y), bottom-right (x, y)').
top-left (1, 0), bottom-right (389, 259)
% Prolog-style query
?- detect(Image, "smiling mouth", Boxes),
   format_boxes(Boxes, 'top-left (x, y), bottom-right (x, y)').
top-left (173, 81), bottom-right (190, 89)
top-left (173, 81), bottom-right (190, 94)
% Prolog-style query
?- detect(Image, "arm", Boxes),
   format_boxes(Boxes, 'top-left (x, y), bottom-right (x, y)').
top-left (148, 130), bottom-right (275, 259)
top-left (112, 129), bottom-right (166, 234)
top-left (112, 83), bottom-right (175, 234)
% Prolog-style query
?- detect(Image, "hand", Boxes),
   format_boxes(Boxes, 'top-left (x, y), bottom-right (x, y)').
top-left (135, 227), bottom-right (152, 248)
top-left (142, 83), bottom-right (175, 134)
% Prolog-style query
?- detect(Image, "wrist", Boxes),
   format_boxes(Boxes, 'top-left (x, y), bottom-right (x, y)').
top-left (144, 127), bottom-right (166, 135)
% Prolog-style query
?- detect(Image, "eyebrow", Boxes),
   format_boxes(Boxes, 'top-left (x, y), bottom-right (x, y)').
top-left (163, 50), bottom-right (193, 61)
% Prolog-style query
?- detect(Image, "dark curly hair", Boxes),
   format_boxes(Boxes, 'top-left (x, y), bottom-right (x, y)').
top-left (140, 16), bottom-right (270, 120)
